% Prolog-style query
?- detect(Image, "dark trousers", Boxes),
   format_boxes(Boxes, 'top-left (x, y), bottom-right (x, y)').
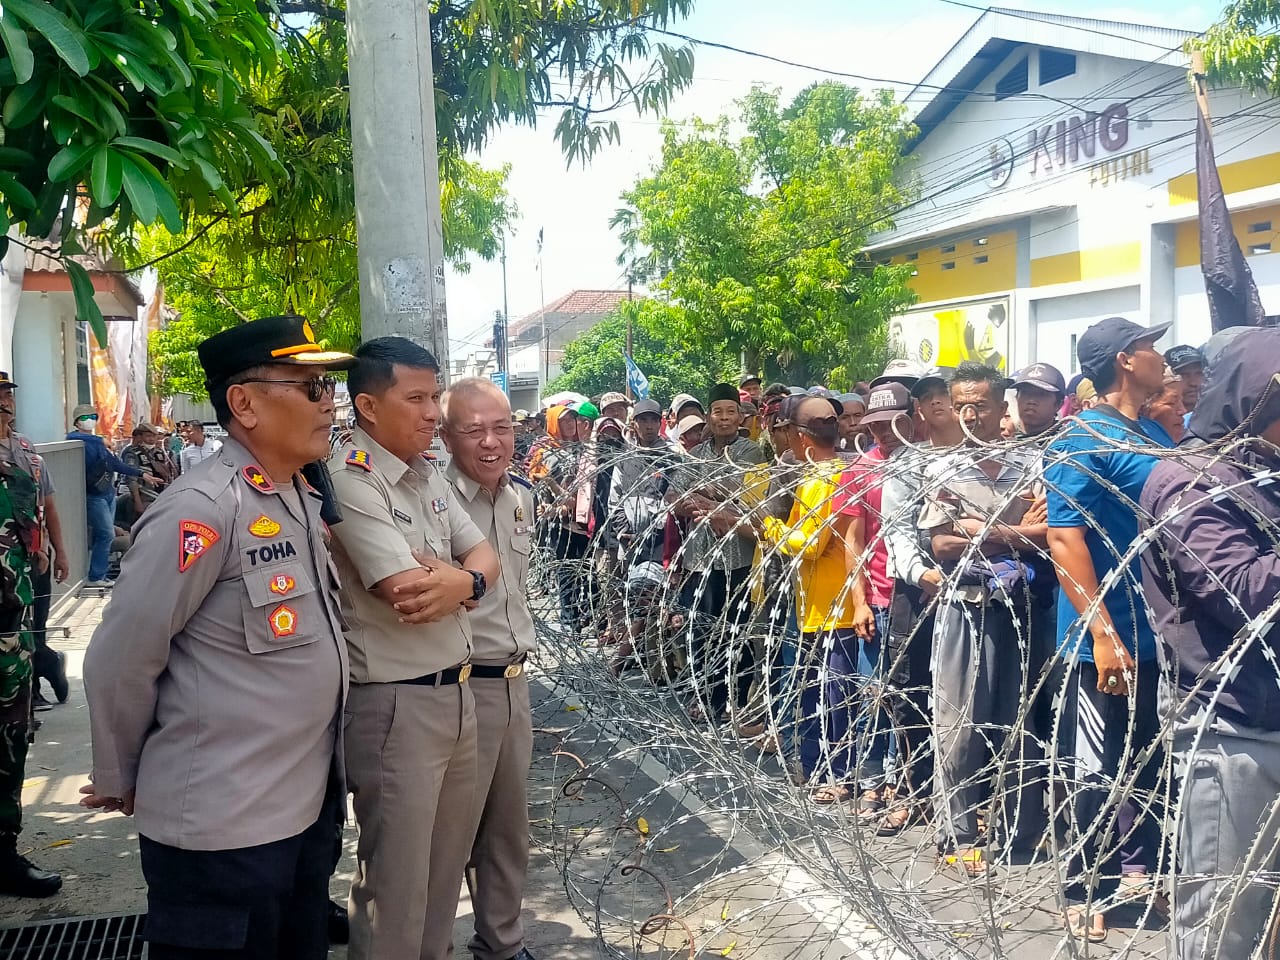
top-left (140, 793), bottom-right (340, 960)
top-left (1065, 658), bottom-right (1164, 906)
top-left (687, 566), bottom-right (755, 719)
top-left (887, 582), bottom-right (935, 803)
top-left (550, 526), bottom-right (590, 635)
top-left (30, 566), bottom-right (57, 685)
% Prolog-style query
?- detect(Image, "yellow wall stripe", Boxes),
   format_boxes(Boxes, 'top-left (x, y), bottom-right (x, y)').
top-left (1030, 242), bottom-right (1141, 287)
top-left (1168, 151), bottom-right (1280, 207)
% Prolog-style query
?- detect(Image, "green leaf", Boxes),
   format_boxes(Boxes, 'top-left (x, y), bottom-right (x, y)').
top-left (0, 12), bottom-right (34, 84)
top-left (1, 80), bottom-right (43, 128)
top-left (0, 171), bottom-right (37, 211)
top-left (47, 141), bottom-right (95, 183)
top-left (65, 259), bottom-right (108, 348)
top-left (119, 154), bottom-right (158, 224)
top-left (2, 0), bottom-right (91, 76)
top-left (112, 136), bottom-right (188, 168)
top-left (90, 145), bottom-right (123, 206)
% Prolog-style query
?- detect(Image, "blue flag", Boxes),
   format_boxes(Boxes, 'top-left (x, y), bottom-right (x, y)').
top-left (624, 353), bottom-right (650, 400)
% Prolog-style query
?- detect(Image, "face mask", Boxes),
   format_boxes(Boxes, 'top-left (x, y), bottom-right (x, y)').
top-left (76, 419), bottom-right (95, 434)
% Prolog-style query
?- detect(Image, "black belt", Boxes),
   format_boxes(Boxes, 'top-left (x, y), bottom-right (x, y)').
top-left (469, 654), bottom-right (528, 680)
top-left (400, 664), bottom-right (472, 686)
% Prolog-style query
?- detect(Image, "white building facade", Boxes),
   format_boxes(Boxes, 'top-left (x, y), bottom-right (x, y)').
top-left (872, 8), bottom-right (1280, 375)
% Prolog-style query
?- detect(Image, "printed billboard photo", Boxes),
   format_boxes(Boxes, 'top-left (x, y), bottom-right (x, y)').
top-left (888, 298), bottom-right (1011, 372)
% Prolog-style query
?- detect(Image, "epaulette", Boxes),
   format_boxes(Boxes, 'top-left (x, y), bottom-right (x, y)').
top-left (507, 471), bottom-right (533, 490)
top-left (345, 449), bottom-right (373, 473)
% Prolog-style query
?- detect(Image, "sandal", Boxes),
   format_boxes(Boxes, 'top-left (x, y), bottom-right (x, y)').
top-left (939, 847), bottom-right (990, 878)
top-left (811, 784), bottom-right (852, 805)
top-left (875, 805), bottom-right (920, 837)
top-left (1065, 906), bottom-right (1107, 943)
top-left (857, 788), bottom-right (886, 818)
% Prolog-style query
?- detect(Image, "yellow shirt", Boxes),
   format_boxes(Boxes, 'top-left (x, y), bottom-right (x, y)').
top-left (760, 461), bottom-right (854, 634)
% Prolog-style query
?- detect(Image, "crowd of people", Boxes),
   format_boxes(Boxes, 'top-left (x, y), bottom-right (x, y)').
top-left (513, 317), bottom-right (1280, 956)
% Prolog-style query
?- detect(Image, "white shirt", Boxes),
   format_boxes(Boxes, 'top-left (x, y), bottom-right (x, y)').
top-left (180, 439), bottom-right (223, 474)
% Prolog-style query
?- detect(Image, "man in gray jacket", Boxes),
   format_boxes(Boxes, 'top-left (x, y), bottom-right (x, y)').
top-left (1140, 326), bottom-right (1280, 960)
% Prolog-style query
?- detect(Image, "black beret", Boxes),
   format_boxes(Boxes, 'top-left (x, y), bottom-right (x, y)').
top-left (199, 315), bottom-right (356, 388)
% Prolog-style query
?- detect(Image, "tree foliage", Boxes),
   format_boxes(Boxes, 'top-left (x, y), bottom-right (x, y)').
top-left (0, 0), bottom-right (696, 343)
top-left (546, 298), bottom-right (735, 407)
top-left (1193, 0), bottom-right (1280, 93)
top-left (615, 82), bottom-right (918, 385)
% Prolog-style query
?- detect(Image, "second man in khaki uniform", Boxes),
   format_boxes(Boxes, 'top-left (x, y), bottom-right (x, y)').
top-left (440, 378), bottom-right (538, 960)
top-left (328, 337), bottom-right (499, 960)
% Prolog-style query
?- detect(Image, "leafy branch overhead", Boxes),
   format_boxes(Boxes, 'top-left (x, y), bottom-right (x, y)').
top-left (1191, 0), bottom-right (1280, 94)
top-left (0, 0), bottom-right (696, 345)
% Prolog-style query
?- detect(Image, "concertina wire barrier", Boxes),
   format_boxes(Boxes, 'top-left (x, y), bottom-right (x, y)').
top-left (516, 414), bottom-right (1280, 960)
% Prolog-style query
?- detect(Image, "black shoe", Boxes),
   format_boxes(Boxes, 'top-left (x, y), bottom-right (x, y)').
top-left (32, 690), bottom-right (53, 712)
top-left (0, 854), bottom-right (62, 898)
top-left (47, 651), bottom-right (69, 704)
top-left (506, 950), bottom-right (536, 960)
top-left (327, 898), bottom-right (349, 945)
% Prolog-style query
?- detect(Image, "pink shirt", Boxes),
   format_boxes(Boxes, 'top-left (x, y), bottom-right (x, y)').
top-left (833, 446), bottom-right (893, 608)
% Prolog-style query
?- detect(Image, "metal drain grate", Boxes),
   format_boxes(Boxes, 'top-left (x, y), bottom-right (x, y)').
top-left (0, 912), bottom-right (146, 960)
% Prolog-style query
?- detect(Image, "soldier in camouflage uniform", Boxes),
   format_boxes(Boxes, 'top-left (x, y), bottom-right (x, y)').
top-left (0, 371), bottom-right (61, 897)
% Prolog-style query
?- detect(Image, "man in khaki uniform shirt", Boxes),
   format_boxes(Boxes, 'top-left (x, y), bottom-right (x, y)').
top-left (81, 315), bottom-right (354, 959)
top-left (328, 338), bottom-right (500, 960)
top-left (441, 378), bottom-right (538, 960)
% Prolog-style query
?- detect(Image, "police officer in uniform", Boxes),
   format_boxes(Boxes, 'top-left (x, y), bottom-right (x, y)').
top-left (327, 337), bottom-right (499, 960)
top-left (440, 378), bottom-right (537, 960)
top-left (0, 371), bottom-right (61, 896)
top-left (81, 315), bottom-right (354, 959)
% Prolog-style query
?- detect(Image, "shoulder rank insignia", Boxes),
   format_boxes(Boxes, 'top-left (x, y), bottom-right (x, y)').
top-left (346, 449), bottom-right (373, 472)
top-left (248, 515), bottom-right (281, 538)
top-left (242, 465), bottom-right (274, 492)
top-left (179, 519), bottom-right (220, 573)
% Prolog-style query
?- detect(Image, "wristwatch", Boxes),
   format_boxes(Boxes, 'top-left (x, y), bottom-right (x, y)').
top-left (466, 569), bottom-right (487, 602)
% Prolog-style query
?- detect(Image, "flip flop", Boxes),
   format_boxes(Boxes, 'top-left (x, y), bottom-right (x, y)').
top-left (1065, 906), bottom-right (1107, 943)
top-left (811, 785), bottom-right (851, 805)
top-left (939, 848), bottom-right (990, 878)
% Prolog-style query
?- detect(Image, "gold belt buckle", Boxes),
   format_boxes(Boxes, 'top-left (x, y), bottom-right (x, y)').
top-left (503, 663), bottom-right (523, 679)
top-left (458, 663), bottom-right (472, 683)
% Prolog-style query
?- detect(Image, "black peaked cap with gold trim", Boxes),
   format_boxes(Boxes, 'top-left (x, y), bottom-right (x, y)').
top-left (198, 315), bottom-right (356, 388)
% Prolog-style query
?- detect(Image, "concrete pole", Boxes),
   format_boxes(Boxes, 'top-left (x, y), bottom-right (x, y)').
top-left (346, 0), bottom-right (449, 375)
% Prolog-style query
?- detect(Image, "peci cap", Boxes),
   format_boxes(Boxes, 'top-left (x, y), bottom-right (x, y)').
top-left (600, 391), bottom-right (631, 409)
top-left (198, 315), bottom-right (356, 389)
top-left (1012, 362), bottom-right (1066, 395)
top-left (1076, 316), bottom-right (1173, 382)
top-left (860, 382), bottom-right (913, 425)
top-left (0, 372), bottom-right (17, 389)
top-left (709, 383), bottom-right (740, 405)
top-left (1165, 344), bottom-right (1205, 372)
top-left (632, 399), bottom-right (662, 418)
top-left (871, 358), bottom-right (926, 389)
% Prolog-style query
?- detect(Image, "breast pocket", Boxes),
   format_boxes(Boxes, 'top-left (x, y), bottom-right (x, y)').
top-left (241, 561), bottom-right (319, 654)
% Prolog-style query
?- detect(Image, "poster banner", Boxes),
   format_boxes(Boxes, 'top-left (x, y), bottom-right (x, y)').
top-left (888, 298), bottom-right (1011, 372)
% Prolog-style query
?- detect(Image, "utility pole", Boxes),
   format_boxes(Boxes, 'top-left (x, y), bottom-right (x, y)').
top-left (500, 232), bottom-right (510, 375)
top-left (624, 273), bottom-right (634, 400)
top-left (346, 0), bottom-right (449, 373)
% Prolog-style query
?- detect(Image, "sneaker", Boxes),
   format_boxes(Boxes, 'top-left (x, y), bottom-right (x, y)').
top-left (85, 580), bottom-right (114, 589)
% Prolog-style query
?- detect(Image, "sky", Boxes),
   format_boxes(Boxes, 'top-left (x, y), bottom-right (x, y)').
top-left (443, 0), bottom-right (1211, 362)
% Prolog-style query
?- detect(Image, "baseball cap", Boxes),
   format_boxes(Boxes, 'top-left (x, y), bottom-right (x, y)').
top-left (739, 373), bottom-right (762, 386)
top-left (1012, 362), bottom-right (1066, 395)
top-left (72, 404), bottom-right (97, 422)
top-left (670, 392), bottom-right (702, 417)
top-left (837, 392), bottom-right (865, 409)
top-left (676, 413), bottom-right (706, 435)
top-left (1164, 344), bottom-right (1205, 372)
top-left (763, 382), bottom-right (789, 399)
top-left (1076, 316), bottom-right (1173, 381)
top-left (632, 399), bottom-right (662, 418)
top-left (871, 358), bottom-right (926, 389)
top-left (133, 421), bottom-right (159, 436)
top-left (861, 382), bottom-right (913, 425)
top-left (739, 400), bottom-right (759, 416)
top-left (198, 314), bottom-right (356, 388)
top-left (600, 391), bottom-right (630, 408)
top-left (908, 366), bottom-right (955, 398)
top-left (567, 400), bottom-right (599, 420)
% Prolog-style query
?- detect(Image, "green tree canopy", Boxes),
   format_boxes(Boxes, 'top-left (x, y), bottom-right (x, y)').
top-left (546, 298), bottom-right (735, 408)
top-left (1193, 0), bottom-right (1280, 93)
top-left (615, 82), bottom-right (917, 385)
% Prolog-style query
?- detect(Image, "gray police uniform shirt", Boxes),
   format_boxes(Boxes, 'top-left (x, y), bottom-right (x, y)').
top-left (84, 438), bottom-right (348, 851)
top-left (445, 463), bottom-right (536, 664)
top-left (328, 427), bottom-right (487, 682)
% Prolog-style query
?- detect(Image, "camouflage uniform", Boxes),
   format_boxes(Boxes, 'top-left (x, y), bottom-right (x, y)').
top-left (0, 447), bottom-right (40, 841)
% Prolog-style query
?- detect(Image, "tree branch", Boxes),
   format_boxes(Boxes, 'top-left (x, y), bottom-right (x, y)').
top-left (203, 277), bottom-right (253, 323)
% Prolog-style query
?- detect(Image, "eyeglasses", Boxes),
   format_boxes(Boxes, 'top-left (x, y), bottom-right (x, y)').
top-left (240, 376), bottom-right (337, 402)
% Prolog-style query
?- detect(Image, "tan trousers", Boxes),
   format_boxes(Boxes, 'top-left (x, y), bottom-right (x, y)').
top-left (462, 674), bottom-right (534, 960)
top-left (345, 681), bottom-right (478, 960)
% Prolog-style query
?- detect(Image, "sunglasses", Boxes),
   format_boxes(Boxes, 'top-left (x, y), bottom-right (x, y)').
top-left (76, 414), bottom-right (99, 422)
top-left (240, 375), bottom-right (338, 402)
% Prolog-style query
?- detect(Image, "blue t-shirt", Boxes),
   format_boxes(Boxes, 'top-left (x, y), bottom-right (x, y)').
top-left (1044, 406), bottom-right (1174, 663)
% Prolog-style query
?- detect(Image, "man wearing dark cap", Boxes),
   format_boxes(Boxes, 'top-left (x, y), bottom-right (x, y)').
top-left (1012, 362), bottom-right (1066, 439)
top-left (740, 374), bottom-right (763, 404)
top-left (1044, 315), bottom-right (1174, 940)
top-left (668, 383), bottom-right (766, 724)
top-left (82, 315), bottom-right (355, 958)
top-left (1165, 344), bottom-right (1206, 412)
top-left (118, 422), bottom-right (169, 529)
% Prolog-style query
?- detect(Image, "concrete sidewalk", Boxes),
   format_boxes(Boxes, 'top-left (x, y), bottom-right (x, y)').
top-left (0, 594), bottom-right (602, 958)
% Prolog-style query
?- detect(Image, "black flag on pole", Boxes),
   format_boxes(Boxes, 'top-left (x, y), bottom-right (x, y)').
top-left (1197, 112), bottom-right (1265, 332)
